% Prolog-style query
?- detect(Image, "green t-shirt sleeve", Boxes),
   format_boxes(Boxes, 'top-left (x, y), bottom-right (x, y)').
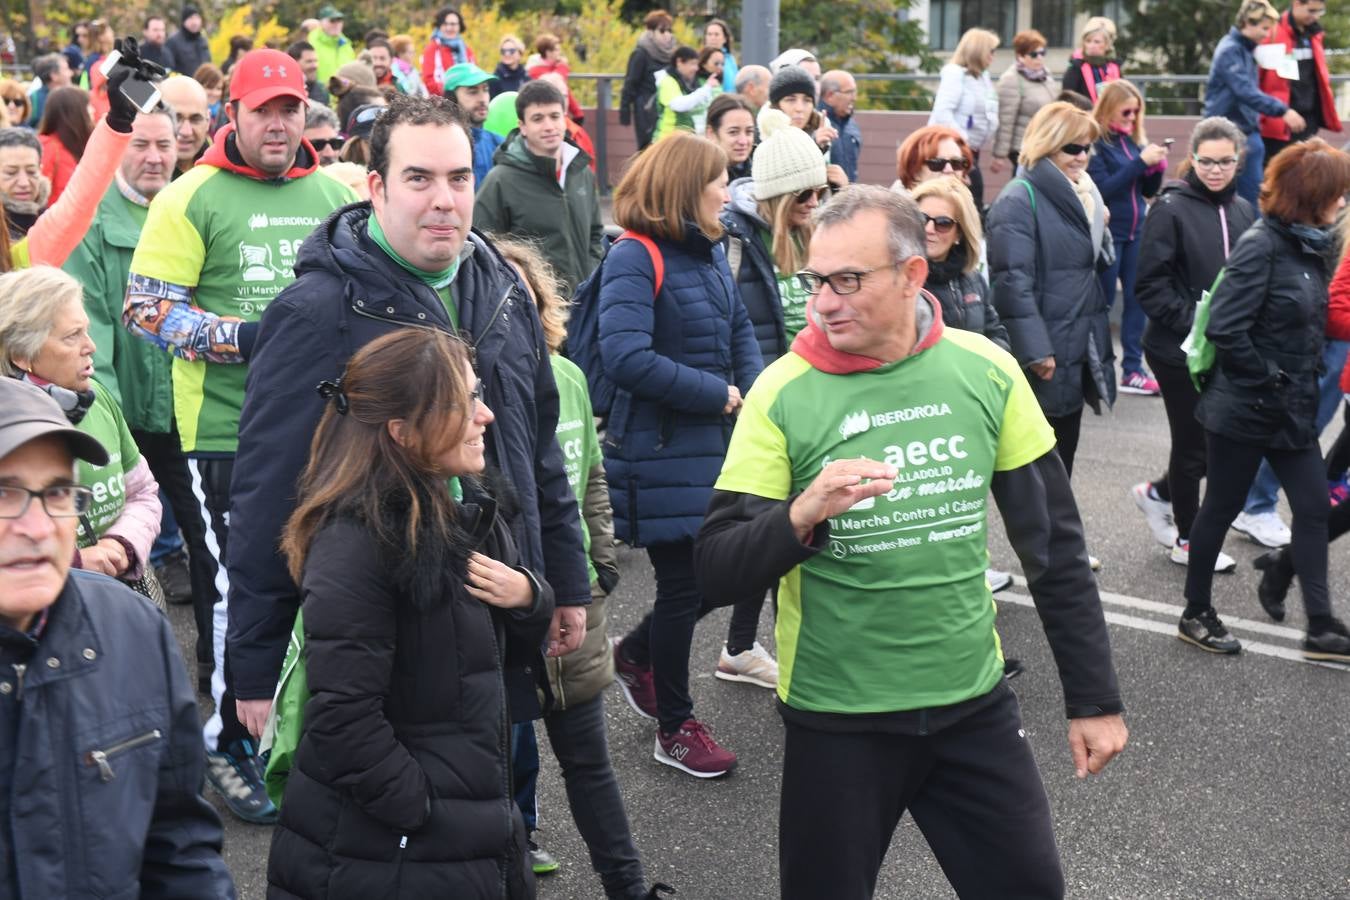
top-left (714, 386), bottom-right (792, 501)
top-left (993, 355), bottom-right (1057, 472)
top-left (128, 171), bottom-right (209, 286)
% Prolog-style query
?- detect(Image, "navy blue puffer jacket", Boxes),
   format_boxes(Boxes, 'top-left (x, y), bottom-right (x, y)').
top-left (598, 224), bottom-right (763, 546)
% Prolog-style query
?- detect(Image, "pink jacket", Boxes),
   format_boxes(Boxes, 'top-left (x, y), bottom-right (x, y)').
top-left (74, 456), bottom-right (162, 582)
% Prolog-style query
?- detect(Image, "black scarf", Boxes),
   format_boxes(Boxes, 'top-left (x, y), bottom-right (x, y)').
top-left (1184, 168), bottom-right (1238, 206)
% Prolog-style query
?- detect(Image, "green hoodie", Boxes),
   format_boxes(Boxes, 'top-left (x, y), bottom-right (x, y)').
top-left (472, 131), bottom-right (604, 296)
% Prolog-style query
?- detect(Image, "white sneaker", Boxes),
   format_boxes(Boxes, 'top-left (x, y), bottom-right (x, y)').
top-left (1169, 539), bottom-right (1236, 572)
top-left (715, 642), bottom-right (779, 689)
top-left (986, 569), bottom-right (1013, 593)
top-left (1088, 554), bottom-right (1101, 571)
top-left (1131, 482), bottom-right (1178, 548)
top-left (1231, 511), bottom-right (1291, 548)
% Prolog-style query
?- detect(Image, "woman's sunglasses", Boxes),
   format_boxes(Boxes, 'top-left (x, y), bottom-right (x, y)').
top-left (923, 214), bottom-right (958, 234)
top-left (1060, 143), bottom-right (1092, 157)
top-left (794, 186), bottom-right (829, 204)
top-left (1028, 49), bottom-right (1047, 58)
top-left (310, 137), bottom-right (346, 152)
top-left (923, 157), bottom-right (970, 173)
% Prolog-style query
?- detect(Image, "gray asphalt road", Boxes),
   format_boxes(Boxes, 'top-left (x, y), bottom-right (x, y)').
top-left (172, 381), bottom-right (1350, 899)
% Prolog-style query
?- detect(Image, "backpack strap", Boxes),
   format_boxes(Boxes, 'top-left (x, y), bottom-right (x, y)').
top-left (1014, 178), bottom-right (1036, 213)
top-left (617, 230), bottom-right (665, 296)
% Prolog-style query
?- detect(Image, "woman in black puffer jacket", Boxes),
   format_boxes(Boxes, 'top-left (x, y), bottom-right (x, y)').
top-left (1133, 117), bottom-right (1255, 563)
top-left (267, 328), bottom-right (554, 900)
top-left (912, 175), bottom-right (1008, 350)
top-left (1179, 139), bottom-right (1350, 663)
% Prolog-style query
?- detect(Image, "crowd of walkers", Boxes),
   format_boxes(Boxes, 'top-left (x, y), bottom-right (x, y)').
top-left (0, 0), bottom-right (1347, 897)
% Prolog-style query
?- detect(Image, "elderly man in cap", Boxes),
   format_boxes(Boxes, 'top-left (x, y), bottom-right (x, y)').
top-left (0, 378), bottom-right (235, 899)
top-left (443, 61), bottom-right (503, 183)
top-left (310, 3), bottom-right (355, 84)
top-left (124, 47), bottom-right (355, 826)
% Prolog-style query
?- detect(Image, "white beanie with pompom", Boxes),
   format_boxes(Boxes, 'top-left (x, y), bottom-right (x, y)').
top-left (752, 108), bottom-right (828, 201)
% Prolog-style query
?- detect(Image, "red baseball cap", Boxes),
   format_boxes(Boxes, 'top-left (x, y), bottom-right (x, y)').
top-left (229, 49), bottom-right (308, 109)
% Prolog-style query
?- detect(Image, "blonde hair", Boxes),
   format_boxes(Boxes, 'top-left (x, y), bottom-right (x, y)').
top-left (1080, 16), bottom-right (1117, 54)
top-left (757, 193), bottom-right (813, 274)
top-left (0, 266), bottom-right (83, 377)
top-left (1236, 0), bottom-right (1279, 26)
top-left (1019, 101), bottom-right (1101, 169)
top-left (613, 132), bottom-right (727, 242)
top-left (951, 28), bottom-right (999, 74)
top-left (910, 177), bottom-right (983, 274)
top-left (319, 162), bottom-right (370, 199)
top-left (1094, 79), bottom-right (1147, 145)
top-left (494, 237), bottom-right (570, 354)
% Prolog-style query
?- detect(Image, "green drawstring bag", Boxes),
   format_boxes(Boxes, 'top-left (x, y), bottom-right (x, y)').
top-left (1184, 269), bottom-right (1224, 391)
top-left (261, 610), bottom-right (308, 809)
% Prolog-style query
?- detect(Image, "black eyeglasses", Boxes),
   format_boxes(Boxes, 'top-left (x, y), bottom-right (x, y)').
top-left (923, 214), bottom-right (957, 234)
top-left (0, 484), bottom-right (93, 519)
top-left (794, 186), bottom-right (829, 204)
top-left (310, 137), bottom-right (346, 152)
top-left (796, 263), bottom-right (903, 295)
top-left (923, 156), bottom-right (970, 173)
top-left (1060, 143), bottom-right (1092, 157)
top-left (469, 378), bottom-right (484, 407)
top-left (1028, 49), bottom-right (1047, 58)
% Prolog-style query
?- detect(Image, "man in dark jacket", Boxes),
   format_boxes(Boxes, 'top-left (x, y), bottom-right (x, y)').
top-left (475, 80), bottom-right (603, 296)
top-left (695, 186), bottom-right (1126, 899)
top-left (1259, 0), bottom-right (1341, 162)
top-left (1204, 0), bottom-right (1305, 203)
top-left (164, 4), bottom-right (212, 77)
top-left (0, 379), bottom-right (234, 900)
top-left (819, 70), bottom-right (861, 183)
top-left (227, 93), bottom-right (591, 754)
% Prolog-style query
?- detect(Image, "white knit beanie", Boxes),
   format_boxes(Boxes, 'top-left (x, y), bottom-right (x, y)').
top-left (752, 108), bottom-right (828, 201)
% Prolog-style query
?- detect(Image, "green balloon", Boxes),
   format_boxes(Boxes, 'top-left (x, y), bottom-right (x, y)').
top-left (485, 92), bottom-right (518, 138)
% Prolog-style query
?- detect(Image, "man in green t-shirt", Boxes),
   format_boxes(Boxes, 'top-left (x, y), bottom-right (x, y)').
top-left (123, 48), bottom-right (355, 826)
top-left (695, 185), bottom-right (1127, 900)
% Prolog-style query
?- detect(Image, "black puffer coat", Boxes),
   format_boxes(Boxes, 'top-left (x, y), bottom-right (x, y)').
top-left (988, 159), bottom-right (1116, 418)
top-left (924, 244), bottom-right (1010, 351)
top-left (1196, 216), bottom-right (1337, 450)
top-left (1136, 172), bottom-right (1256, 367)
top-left (267, 491), bottom-right (554, 900)
top-left (720, 178), bottom-right (787, 363)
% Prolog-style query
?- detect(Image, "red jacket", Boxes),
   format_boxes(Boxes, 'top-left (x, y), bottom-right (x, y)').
top-left (420, 39), bottom-right (476, 97)
top-left (38, 133), bottom-right (78, 205)
top-left (1259, 11), bottom-right (1341, 141)
top-left (527, 59), bottom-right (585, 124)
top-left (1327, 249), bottom-right (1350, 391)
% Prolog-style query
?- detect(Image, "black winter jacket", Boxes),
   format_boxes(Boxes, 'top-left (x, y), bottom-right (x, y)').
top-left (619, 46), bottom-right (664, 148)
top-left (1197, 216), bottom-right (1337, 450)
top-left (227, 203), bottom-right (589, 704)
top-left (924, 245), bottom-right (1010, 351)
top-left (267, 494), bottom-right (553, 899)
top-left (1136, 173), bottom-right (1256, 367)
top-left (0, 572), bottom-right (233, 899)
top-left (988, 160), bottom-right (1116, 418)
top-left (163, 28), bottom-right (211, 78)
top-left (720, 179), bottom-right (788, 363)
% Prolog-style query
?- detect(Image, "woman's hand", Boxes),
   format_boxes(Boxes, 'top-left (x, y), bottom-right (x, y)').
top-left (1029, 357), bottom-right (1056, 381)
top-left (81, 538), bottom-right (130, 577)
top-left (814, 123), bottom-right (838, 149)
top-left (723, 384), bottom-right (744, 415)
top-left (989, 157), bottom-right (1006, 174)
top-left (466, 552), bottom-right (534, 609)
top-left (1140, 143), bottom-right (1167, 167)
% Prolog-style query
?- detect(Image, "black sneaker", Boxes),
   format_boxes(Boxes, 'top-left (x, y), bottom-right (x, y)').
top-left (1003, 657), bottom-right (1024, 680)
top-left (1304, 619), bottom-right (1350, 664)
top-left (204, 739), bottom-right (278, 824)
top-left (644, 885), bottom-right (677, 899)
top-left (1177, 609), bottom-right (1241, 654)
top-left (1252, 551), bottom-right (1291, 622)
top-left (154, 549), bottom-right (193, 605)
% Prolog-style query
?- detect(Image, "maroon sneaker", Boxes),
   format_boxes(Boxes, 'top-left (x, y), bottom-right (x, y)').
top-left (612, 638), bottom-right (658, 720)
top-left (654, 719), bottom-right (737, 778)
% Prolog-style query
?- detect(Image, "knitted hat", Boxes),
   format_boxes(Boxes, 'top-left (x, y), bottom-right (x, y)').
top-left (769, 48), bottom-right (816, 74)
top-left (770, 65), bottom-right (816, 106)
top-left (752, 108), bottom-right (827, 201)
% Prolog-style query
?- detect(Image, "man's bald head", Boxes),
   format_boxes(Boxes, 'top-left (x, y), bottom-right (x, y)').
top-left (735, 64), bottom-right (771, 110)
top-left (158, 76), bottom-right (211, 171)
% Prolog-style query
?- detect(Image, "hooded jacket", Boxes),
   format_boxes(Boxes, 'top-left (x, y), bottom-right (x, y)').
top-left (267, 491), bottom-right (552, 899)
top-left (987, 159), bottom-right (1116, 418)
top-left (0, 571), bottom-right (234, 899)
top-left (598, 223), bottom-right (763, 546)
top-left (720, 177), bottom-right (789, 363)
top-left (1197, 216), bottom-right (1336, 450)
top-left (473, 132), bottom-right (604, 295)
top-left (1204, 27), bottom-right (1288, 135)
top-left (226, 203), bottom-right (590, 703)
top-left (1136, 173), bottom-right (1256, 367)
top-left (923, 243), bottom-right (1010, 351)
top-left (1087, 129), bottom-right (1165, 243)
top-left (164, 26), bottom-right (211, 78)
top-left (1259, 11), bottom-right (1341, 140)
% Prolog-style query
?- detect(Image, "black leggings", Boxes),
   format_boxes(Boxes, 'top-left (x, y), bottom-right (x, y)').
top-left (1184, 432), bottom-right (1329, 619)
top-left (1043, 409), bottom-right (1083, 479)
top-left (1326, 402), bottom-right (1350, 479)
top-left (1146, 353), bottom-right (1207, 539)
